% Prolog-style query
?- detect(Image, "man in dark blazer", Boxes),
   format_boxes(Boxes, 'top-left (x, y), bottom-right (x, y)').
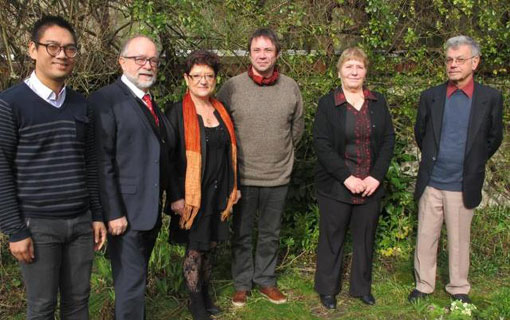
top-left (88, 35), bottom-right (173, 320)
top-left (409, 35), bottom-right (503, 304)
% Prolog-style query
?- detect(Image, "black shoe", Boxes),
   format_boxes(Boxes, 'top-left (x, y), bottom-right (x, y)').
top-left (451, 294), bottom-right (471, 304)
top-left (202, 286), bottom-right (222, 315)
top-left (319, 295), bottom-right (337, 309)
top-left (358, 294), bottom-right (376, 305)
top-left (189, 292), bottom-right (212, 320)
top-left (408, 289), bottom-right (429, 303)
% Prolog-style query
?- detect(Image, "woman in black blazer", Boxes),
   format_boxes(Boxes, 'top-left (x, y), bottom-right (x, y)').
top-left (312, 47), bottom-right (394, 309)
top-left (165, 50), bottom-right (240, 320)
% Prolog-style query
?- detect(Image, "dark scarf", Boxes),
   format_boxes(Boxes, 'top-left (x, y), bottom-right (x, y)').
top-left (248, 65), bottom-right (279, 86)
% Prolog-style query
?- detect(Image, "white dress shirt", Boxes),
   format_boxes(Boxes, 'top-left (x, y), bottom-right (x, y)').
top-left (24, 71), bottom-right (66, 108)
top-left (121, 75), bottom-right (151, 106)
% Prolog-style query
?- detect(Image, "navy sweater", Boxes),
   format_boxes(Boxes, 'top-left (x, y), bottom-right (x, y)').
top-left (0, 83), bottom-right (103, 242)
top-left (429, 90), bottom-right (472, 191)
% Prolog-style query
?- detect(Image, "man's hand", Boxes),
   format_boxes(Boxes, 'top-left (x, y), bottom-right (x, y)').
top-left (361, 176), bottom-right (380, 197)
top-left (9, 237), bottom-right (34, 264)
top-left (233, 190), bottom-right (242, 204)
top-left (92, 221), bottom-right (107, 251)
top-left (108, 216), bottom-right (128, 236)
top-left (344, 175), bottom-right (366, 194)
top-left (171, 199), bottom-right (185, 216)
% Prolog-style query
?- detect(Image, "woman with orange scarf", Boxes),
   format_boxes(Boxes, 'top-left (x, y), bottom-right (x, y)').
top-left (165, 50), bottom-right (240, 320)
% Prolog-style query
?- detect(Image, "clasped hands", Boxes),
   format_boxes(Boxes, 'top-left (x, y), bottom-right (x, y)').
top-left (343, 175), bottom-right (380, 197)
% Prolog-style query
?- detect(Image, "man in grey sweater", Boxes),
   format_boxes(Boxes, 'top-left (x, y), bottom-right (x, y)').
top-left (217, 28), bottom-right (304, 307)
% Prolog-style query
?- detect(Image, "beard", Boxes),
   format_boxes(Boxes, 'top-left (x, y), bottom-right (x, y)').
top-left (124, 71), bottom-right (156, 90)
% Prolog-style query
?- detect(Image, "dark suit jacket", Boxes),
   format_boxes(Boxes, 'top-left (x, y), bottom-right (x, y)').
top-left (313, 88), bottom-right (395, 202)
top-left (414, 81), bottom-right (503, 209)
top-left (88, 78), bottom-right (174, 230)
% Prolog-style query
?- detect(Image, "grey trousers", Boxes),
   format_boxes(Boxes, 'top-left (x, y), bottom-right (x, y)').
top-left (21, 212), bottom-right (94, 320)
top-left (231, 185), bottom-right (288, 291)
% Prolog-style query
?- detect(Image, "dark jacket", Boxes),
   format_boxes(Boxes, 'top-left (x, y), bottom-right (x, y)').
top-left (88, 78), bottom-right (174, 230)
top-left (313, 88), bottom-right (395, 202)
top-left (164, 101), bottom-right (236, 213)
top-left (414, 81), bottom-right (503, 209)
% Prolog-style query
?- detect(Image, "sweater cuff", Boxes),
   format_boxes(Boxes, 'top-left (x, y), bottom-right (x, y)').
top-left (9, 228), bottom-right (31, 242)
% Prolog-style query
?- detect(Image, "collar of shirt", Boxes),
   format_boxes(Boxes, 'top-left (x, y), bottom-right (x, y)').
top-left (121, 75), bottom-right (151, 105)
top-left (334, 87), bottom-right (377, 107)
top-left (447, 77), bottom-right (474, 99)
top-left (24, 71), bottom-right (66, 108)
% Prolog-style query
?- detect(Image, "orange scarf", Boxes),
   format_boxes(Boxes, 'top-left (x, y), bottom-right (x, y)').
top-left (180, 91), bottom-right (237, 230)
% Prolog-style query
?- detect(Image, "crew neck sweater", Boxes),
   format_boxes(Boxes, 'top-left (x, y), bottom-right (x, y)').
top-left (0, 83), bottom-right (103, 242)
top-left (217, 72), bottom-right (304, 186)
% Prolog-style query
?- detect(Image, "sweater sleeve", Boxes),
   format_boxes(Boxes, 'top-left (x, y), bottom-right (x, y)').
top-left (291, 83), bottom-right (305, 146)
top-left (0, 99), bottom-right (31, 242)
top-left (216, 81), bottom-right (232, 111)
top-left (84, 104), bottom-right (104, 222)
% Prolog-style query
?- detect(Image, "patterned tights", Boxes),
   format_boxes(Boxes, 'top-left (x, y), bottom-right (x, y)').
top-left (183, 248), bottom-right (214, 293)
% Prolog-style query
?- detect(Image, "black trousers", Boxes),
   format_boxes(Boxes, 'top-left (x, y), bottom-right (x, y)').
top-left (108, 222), bottom-right (160, 320)
top-left (314, 194), bottom-right (380, 296)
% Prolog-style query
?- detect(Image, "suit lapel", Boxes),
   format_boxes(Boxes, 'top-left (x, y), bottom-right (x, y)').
top-left (115, 79), bottom-right (159, 138)
top-left (430, 83), bottom-right (447, 147)
top-left (465, 82), bottom-right (488, 156)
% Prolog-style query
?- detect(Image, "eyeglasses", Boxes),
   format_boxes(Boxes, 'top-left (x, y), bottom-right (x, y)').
top-left (36, 42), bottom-right (79, 58)
top-left (122, 56), bottom-right (160, 67)
top-left (445, 56), bottom-right (475, 65)
top-left (187, 74), bottom-right (216, 82)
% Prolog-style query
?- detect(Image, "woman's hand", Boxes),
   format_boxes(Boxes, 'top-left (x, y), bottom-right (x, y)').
top-left (361, 176), bottom-right (380, 197)
top-left (233, 190), bottom-right (242, 204)
top-left (344, 175), bottom-right (366, 194)
top-left (171, 199), bottom-right (185, 215)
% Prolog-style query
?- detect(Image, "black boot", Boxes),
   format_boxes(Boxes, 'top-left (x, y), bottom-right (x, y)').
top-left (188, 292), bottom-right (212, 320)
top-left (202, 284), bottom-right (222, 315)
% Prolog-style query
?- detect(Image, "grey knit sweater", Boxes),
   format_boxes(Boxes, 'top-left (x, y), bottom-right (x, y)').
top-left (217, 72), bottom-right (304, 186)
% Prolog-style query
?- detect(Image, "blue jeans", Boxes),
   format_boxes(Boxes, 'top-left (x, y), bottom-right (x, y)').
top-left (20, 212), bottom-right (94, 320)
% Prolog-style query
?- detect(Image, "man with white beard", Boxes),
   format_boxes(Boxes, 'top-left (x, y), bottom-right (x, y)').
top-left (88, 35), bottom-right (174, 320)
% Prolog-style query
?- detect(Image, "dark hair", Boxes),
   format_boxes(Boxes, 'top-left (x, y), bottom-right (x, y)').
top-left (184, 49), bottom-right (221, 75)
top-left (248, 28), bottom-right (281, 54)
top-left (31, 15), bottom-right (77, 44)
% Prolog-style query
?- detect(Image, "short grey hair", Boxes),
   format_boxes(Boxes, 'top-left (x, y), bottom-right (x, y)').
top-left (444, 35), bottom-right (481, 57)
top-left (119, 35), bottom-right (159, 57)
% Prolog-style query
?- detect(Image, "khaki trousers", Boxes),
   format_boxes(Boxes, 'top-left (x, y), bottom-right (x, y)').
top-left (414, 186), bottom-right (474, 295)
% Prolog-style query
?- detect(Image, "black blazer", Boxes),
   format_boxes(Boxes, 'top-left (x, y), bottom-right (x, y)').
top-left (88, 78), bottom-right (174, 230)
top-left (164, 101), bottom-right (236, 213)
top-left (313, 88), bottom-right (395, 202)
top-left (414, 81), bottom-right (503, 209)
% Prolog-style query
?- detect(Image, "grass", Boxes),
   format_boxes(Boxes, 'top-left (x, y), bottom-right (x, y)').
top-left (2, 248), bottom-right (509, 319)
top-left (1, 206), bottom-right (509, 319)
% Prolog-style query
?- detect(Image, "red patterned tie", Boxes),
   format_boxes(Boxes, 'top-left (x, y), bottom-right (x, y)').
top-left (142, 94), bottom-right (159, 127)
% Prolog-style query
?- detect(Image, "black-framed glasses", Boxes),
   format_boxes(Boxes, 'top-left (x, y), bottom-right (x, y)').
top-left (122, 56), bottom-right (160, 67)
top-left (187, 74), bottom-right (216, 82)
top-left (36, 42), bottom-right (79, 58)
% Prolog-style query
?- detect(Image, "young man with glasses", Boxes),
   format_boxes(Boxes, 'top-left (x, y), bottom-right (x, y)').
top-left (88, 35), bottom-right (174, 320)
top-left (0, 15), bottom-right (106, 319)
top-left (409, 35), bottom-right (503, 304)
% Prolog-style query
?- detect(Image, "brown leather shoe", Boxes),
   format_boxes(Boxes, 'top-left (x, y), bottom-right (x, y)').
top-left (259, 286), bottom-right (287, 304)
top-left (232, 290), bottom-right (250, 307)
